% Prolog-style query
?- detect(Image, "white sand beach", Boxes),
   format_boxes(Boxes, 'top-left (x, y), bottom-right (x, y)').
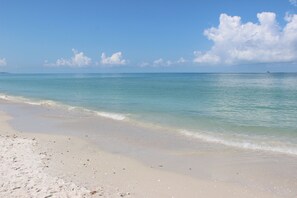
top-left (1, 0), bottom-right (297, 197)
top-left (0, 101), bottom-right (296, 197)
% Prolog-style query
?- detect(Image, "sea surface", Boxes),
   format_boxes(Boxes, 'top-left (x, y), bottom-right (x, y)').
top-left (0, 73), bottom-right (297, 155)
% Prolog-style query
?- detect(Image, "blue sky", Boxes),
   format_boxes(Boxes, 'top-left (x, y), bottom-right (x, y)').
top-left (0, 0), bottom-right (297, 73)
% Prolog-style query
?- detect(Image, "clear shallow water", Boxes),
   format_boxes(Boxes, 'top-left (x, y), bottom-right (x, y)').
top-left (0, 73), bottom-right (297, 155)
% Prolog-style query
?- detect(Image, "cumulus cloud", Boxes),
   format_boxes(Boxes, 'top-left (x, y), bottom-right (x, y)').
top-left (46, 49), bottom-right (91, 67)
top-left (290, 0), bottom-right (297, 6)
top-left (101, 52), bottom-right (126, 65)
top-left (194, 12), bottom-right (297, 65)
top-left (0, 58), bottom-right (7, 66)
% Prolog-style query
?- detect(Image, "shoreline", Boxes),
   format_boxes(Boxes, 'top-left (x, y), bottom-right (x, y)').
top-left (1, 93), bottom-right (297, 157)
top-left (1, 101), bottom-right (297, 197)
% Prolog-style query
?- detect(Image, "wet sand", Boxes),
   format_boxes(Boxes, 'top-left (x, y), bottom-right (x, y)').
top-left (0, 100), bottom-right (296, 197)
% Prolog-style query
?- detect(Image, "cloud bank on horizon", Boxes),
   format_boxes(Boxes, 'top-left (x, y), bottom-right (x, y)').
top-left (42, 12), bottom-right (297, 68)
top-left (194, 12), bottom-right (297, 65)
top-left (1, 0), bottom-right (297, 71)
top-left (140, 57), bottom-right (187, 67)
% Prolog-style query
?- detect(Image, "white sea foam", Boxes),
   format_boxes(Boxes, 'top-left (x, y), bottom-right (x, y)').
top-left (0, 93), bottom-right (127, 121)
top-left (64, 106), bottom-right (126, 121)
top-left (27, 100), bottom-right (59, 108)
top-left (0, 94), bottom-right (67, 109)
top-left (95, 112), bottom-right (126, 121)
top-left (180, 130), bottom-right (297, 156)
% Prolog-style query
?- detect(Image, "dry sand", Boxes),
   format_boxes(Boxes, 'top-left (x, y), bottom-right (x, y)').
top-left (0, 110), bottom-right (284, 197)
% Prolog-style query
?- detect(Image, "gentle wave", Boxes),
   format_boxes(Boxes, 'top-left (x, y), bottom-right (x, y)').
top-left (180, 130), bottom-right (297, 156)
top-left (95, 112), bottom-right (126, 121)
top-left (1, 93), bottom-right (297, 156)
top-left (0, 93), bottom-right (127, 121)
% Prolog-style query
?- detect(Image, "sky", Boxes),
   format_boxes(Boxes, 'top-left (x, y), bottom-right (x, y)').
top-left (0, 0), bottom-right (297, 73)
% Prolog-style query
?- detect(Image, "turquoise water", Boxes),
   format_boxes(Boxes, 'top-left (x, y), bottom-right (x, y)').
top-left (1, 73), bottom-right (297, 155)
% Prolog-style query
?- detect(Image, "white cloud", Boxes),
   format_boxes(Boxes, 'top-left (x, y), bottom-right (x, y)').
top-left (194, 12), bottom-right (297, 65)
top-left (141, 57), bottom-right (187, 67)
top-left (153, 58), bottom-right (165, 66)
top-left (139, 62), bottom-right (150, 67)
top-left (290, 0), bottom-right (297, 6)
top-left (177, 57), bottom-right (187, 64)
top-left (101, 52), bottom-right (126, 65)
top-left (152, 58), bottom-right (174, 67)
top-left (46, 49), bottom-right (91, 67)
top-left (0, 58), bottom-right (7, 66)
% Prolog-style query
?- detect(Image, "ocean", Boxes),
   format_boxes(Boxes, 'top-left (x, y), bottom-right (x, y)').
top-left (0, 73), bottom-right (297, 155)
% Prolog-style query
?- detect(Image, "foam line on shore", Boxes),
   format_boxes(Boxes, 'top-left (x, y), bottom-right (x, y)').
top-left (180, 129), bottom-right (297, 156)
top-left (0, 93), bottom-right (127, 121)
top-left (1, 93), bottom-right (297, 157)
